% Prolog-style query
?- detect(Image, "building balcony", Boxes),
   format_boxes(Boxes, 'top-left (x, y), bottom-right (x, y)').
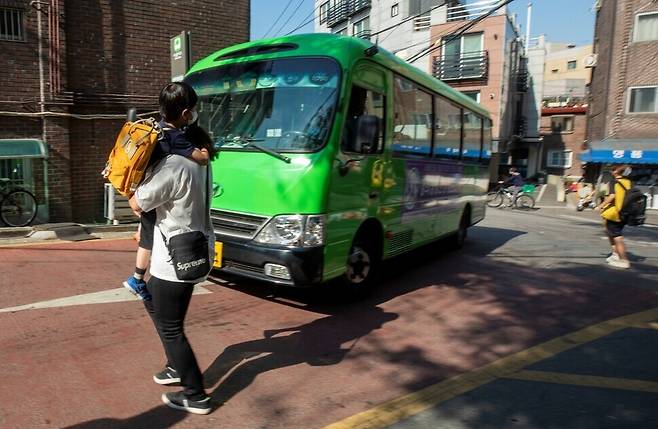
top-left (447, 0), bottom-right (502, 21)
top-left (326, 0), bottom-right (371, 27)
top-left (327, 2), bottom-right (349, 26)
top-left (413, 15), bottom-right (431, 31)
top-left (348, 0), bottom-right (371, 16)
top-left (433, 51), bottom-right (489, 81)
top-left (354, 29), bottom-right (371, 40)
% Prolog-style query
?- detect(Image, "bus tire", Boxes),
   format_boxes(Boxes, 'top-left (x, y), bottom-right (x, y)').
top-left (449, 208), bottom-right (470, 250)
top-left (341, 232), bottom-right (381, 298)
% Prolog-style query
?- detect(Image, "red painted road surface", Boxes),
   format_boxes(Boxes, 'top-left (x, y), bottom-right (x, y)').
top-left (1, 236), bottom-right (657, 428)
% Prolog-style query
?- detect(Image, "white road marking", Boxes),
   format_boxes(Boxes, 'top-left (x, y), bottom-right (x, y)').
top-left (0, 283), bottom-right (213, 313)
top-left (559, 215), bottom-right (602, 224)
top-left (599, 236), bottom-right (658, 247)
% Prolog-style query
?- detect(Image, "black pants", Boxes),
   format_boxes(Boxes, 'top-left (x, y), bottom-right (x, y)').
top-left (143, 276), bottom-right (205, 399)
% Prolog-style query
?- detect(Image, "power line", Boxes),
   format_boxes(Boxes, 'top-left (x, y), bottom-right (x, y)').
top-left (261, 0), bottom-right (295, 39)
top-left (408, 0), bottom-right (516, 64)
top-left (273, 0), bottom-right (306, 37)
top-left (285, 1), bottom-right (323, 35)
top-left (370, 1), bottom-right (449, 38)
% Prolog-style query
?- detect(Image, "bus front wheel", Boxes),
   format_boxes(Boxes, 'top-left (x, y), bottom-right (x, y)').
top-left (341, 235), bottom-right (380, 297)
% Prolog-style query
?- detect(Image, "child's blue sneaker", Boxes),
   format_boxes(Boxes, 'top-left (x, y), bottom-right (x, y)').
top-left (123, 276), bottom-right (152, 301)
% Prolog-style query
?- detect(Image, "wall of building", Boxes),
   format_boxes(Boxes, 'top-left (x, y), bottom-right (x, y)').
top-left (0, 0), bottom-right (250, 223)
top-left (541, 110), bottom-right (588, 177)
top-left (589, 0), bottom-right (658, 142)
top-left (430, 15), bottom-right (508, 141)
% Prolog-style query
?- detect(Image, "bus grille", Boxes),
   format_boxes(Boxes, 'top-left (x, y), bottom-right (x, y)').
top-left (387, 230), bottom-right (413, 257)
top-left (210, 209), bottom-right (269, 239)
top-left (223, 260), bottom-right (264, 274)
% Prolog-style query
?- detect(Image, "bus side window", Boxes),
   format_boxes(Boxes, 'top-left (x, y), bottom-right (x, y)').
top-left (434, 96), bottom-right (462, 159)
top-left (393, 75), bottom-right (432, 157)
top-left (462, 110), bottom-right (482, 160)
top-left (343, 85), bottom-right (385, 154)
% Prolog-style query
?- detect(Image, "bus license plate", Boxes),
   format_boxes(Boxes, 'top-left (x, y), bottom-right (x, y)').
top-left (213, 241), bottom-right (223, 268)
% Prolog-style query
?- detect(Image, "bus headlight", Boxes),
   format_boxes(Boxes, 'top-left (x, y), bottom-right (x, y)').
top-left (254, 214), bottom-right (325, 247)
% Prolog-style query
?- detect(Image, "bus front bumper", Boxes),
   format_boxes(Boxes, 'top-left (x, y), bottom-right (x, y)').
top-left (214, 239), bottom-right (324, 287)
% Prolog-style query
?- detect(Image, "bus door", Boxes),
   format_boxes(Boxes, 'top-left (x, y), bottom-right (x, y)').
top-left (324, 64), bottom-right (388, 277)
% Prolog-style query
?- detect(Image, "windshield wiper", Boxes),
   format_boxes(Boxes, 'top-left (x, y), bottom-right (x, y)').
top-left (219, 137), bottom-right (291, 163)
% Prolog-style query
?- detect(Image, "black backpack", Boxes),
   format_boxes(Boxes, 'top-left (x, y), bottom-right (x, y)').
top-left (617, 181), bottom-right (647, 226)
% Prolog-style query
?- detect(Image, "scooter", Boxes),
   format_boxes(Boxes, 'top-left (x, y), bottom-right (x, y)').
top-left (576, 197), bottom-right (596, 211)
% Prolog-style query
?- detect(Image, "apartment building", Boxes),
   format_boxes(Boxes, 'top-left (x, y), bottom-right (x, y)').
top-left (315, 0), bottom-right (529, 182)
top-left (0, 0), bottom-right (249, 223)
top-left (585, 0), bottom-right (658, 201)
top-left (525, 38), bottom-right (594, 180)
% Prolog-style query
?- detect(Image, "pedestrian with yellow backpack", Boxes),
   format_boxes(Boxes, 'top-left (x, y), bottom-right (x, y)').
top-left (596, 165), bottom-right (635, 269)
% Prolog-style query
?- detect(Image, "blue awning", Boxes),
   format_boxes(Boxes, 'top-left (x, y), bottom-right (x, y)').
top-left (580, 139), bottom-right (658, 164)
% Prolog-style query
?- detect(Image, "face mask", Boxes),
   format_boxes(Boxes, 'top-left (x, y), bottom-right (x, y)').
top-left (188, 109), bottom-right (198, 125)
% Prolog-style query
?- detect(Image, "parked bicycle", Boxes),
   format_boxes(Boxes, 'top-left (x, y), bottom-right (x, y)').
top-left (0, 178), bottom-right (38, 227)
top-left (486, 183), bottom-right (535, 210)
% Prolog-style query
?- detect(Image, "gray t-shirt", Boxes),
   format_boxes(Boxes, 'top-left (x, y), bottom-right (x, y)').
top-left (135, 155), bottom-right (215, 283)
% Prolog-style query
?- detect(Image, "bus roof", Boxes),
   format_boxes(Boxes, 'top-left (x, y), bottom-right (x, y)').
top-left (188, 33), bottom-right (490, 119)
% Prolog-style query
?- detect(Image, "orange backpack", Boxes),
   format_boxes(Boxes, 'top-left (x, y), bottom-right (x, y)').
top-left (102, 118), bottom-right (161, 196)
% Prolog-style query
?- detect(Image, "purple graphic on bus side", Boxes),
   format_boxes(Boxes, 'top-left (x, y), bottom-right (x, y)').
top-left (402, 160), bottom-right (463, 220)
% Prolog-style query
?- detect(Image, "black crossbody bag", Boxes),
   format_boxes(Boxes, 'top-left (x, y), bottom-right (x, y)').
top-left (159, 165), bottom-right (212, 281)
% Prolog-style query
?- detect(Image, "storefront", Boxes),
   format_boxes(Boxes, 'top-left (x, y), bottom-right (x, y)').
top-left (580, 139), bottom-right (658, 210)
top-left (0, 139), bottom-right (49, 224)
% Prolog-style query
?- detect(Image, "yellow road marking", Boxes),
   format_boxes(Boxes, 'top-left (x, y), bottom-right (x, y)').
top-left (505, 370), bottom-right (658, 393)
top-left (324, 307), bottom-right (658, 429)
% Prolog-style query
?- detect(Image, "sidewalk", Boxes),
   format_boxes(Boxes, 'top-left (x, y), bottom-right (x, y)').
top-left (0, 222), bottom-right (138, 244)
top-left (534, 203), bottom-right (658, 227)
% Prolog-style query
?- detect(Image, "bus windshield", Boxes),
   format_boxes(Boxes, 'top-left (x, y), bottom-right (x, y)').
top-left (185, 57), bottom-right (340, 152)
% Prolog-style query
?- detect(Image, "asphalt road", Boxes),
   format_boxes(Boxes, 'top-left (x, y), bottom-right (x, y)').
top-left (0, 207), bottom-right (657, 429)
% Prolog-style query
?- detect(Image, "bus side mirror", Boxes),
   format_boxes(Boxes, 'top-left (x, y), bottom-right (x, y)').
top-left (353, 115), bottom-right (379, 154)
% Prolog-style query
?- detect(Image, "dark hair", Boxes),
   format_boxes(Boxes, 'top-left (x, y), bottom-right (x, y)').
top-left (159, 82), bottom-right (198, 122)
top-left (612, 164), bottom-right (632, 177)
top-left (185, 123), bottom-right (218, 161)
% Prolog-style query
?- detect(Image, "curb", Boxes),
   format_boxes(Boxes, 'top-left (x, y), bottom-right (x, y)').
top-left (0, 222), bottom-right (138, 241)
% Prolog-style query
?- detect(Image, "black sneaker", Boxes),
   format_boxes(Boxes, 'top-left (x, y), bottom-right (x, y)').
top-left (162, 391), bottom-right (211, 415)
top-left (153, 366), bottom-right (181, 385)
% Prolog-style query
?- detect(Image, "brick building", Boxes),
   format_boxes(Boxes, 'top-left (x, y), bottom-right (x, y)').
top-left (0, 0), bottom-right (249, 223)
top-left (585, 0), bottom-right (658, 205)
top-left (429, 8), bottom-right (528, 181)
top-left (540, 105), bottom-right (588, 178)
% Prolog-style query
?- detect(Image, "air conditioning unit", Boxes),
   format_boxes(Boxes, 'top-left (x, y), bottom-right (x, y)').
top-left (583, 53), bottom-right (598, 68)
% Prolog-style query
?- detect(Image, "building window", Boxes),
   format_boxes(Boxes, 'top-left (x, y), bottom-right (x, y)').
top-left (628, 86), bottom-right (658, 113)
top-left (634, 12), bottom-right (658, 42)
top-left (333, 26), bottom-right (348, 35)
top-left (550, 115), bottom-right (574, 133)
top-left (391, 3), bottom-right (399, 17)
top-left (567, 60), bottom-right (577, 70)
top-left (461, 90), bottom-right (480, 103)
top-left (352, 16), bottom-right (370, 39)
top-left (551, 69), bottom-right (559, 73)
top-left (547, 150), bottom-right (573, 168)
top-left (0, 8), bottom-right (25, 41)
top-left (319, 2), bottom-right (329, 24)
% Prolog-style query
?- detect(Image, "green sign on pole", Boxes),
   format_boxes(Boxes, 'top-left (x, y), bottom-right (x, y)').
top-left (170, 31), bottom-right (191, 82)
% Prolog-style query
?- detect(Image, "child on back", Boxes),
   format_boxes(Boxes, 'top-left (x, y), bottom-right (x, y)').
top-left (123, 82), bottom-right (210, 300)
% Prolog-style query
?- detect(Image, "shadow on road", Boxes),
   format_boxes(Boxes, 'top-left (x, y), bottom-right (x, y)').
top-left (63, 222), bottom-right (658, 428)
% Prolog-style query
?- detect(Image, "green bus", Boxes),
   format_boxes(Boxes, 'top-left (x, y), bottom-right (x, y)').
top-left (184, 33), bottom-right (491, 291)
